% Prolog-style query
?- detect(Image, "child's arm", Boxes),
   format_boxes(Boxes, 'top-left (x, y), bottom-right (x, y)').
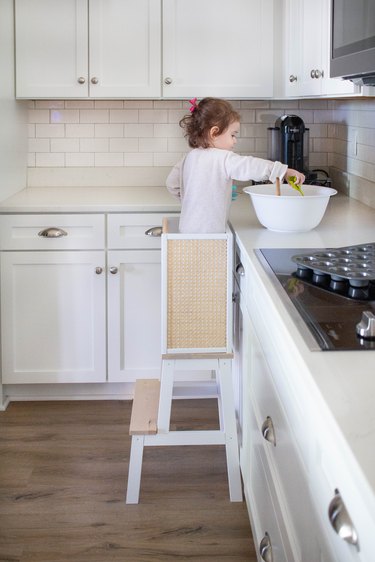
top-left (166, 160), bottom-right (183, 200)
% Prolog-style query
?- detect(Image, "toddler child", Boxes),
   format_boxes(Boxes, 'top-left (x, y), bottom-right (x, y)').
top-left (166, 97), bottom-right (305, 233)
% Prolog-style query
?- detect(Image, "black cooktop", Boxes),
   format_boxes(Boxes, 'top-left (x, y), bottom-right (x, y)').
top-left (257, 247), bottom-right (375, 351)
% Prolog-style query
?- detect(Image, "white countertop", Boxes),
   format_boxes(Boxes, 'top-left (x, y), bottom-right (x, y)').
top-left (1, 186), bottom-right (374, 512)
top-left (0, 186), bottom-right (181, 213)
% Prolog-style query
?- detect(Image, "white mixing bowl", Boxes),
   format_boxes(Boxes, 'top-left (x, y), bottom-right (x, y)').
top-left (243, 184), bottom-right (337, 232)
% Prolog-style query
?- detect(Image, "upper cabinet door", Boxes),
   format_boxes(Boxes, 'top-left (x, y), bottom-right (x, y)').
top-left (89, 0), bottom-right (161, 98)
top-left (15, 0), bottom-right (89, 98)
top-left (15, 0), bottom-right (161, 99)
top-left (286, 0), bottom-right (358, 97)
top-left (162, 0), bottom-right (274, 98)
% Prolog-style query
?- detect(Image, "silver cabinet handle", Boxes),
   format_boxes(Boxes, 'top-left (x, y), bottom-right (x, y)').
top-left (236, 263), bottom-right (245, 276)
top-left (91, 77), bottom-right (99, 84)
top-left (328, 490), bottom-right (359, 550)
top-left (314, 69), bottom-right (324, 79)
top-left (38, 227), bottom-right (68, 238)
top-left (145, 226), bottom-right (163, 237)
top-left (95, 267), bottom-right (103, 275)
top-left (109, 266), bottom-right (118, 275)
top-left (310, 69), bottom-right (315, 79)
top-left (164, 77), bottom-right (172, 85)
top-left (289, 74), bottom-right (297, 82)
top-left (259, 533), bottom-right (273, 562)
top-left (77, 76), bottom-right (86, 84)
top-left (261, 416), bottom-right (276, 446)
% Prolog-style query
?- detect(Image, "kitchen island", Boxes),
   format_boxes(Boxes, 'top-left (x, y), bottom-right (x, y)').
top-left (0, 186), bottom-right (374, 561)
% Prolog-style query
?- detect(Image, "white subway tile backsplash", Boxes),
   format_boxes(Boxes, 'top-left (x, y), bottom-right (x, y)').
top-left (51, 110), bottom-right (79, 123)
top-left (36, 124), bottom-right (65, 138)
top-left (124, 152), bottom-right (153, 166)
top-left (109, 138), bottom-right (138, 152)
top-left (51, 138), bottom-right (80, 153)
top-left (124, 123), bottom-right (153, 137)
top-left (66, 124), bottom-right (95, 138)
top-left (95, 124), bottom-right (124, 137)
top-left (139, 109), bottom-right (168, 123)
top-left (36, 152), bottom-right (64, 167)
top-left (80, 109), bottom-right (109, 123)
top-left (28, 138), bottom-right (50, 152)
top-left (95, 152), bottom-right (124, 167)
top-left (80, 138), bottom-right (109, 152)
top-left (28, 109), bottom-right (50, 123)
top-left (26, 98), bottom-right (375, 206)
top-left (139, 138), bottom-right (168, 152)
top-left (154, 152), bottom-right (183, 166)
top-left (109, 109), bottom-right (138, 123)
top-left (66, 152), bottom-right (95, 167)
top-left (154, 124), bottom-right (182, 138)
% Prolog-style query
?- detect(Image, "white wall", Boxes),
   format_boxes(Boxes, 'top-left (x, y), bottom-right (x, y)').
top-left (0, 0), bottom-right (27, 201)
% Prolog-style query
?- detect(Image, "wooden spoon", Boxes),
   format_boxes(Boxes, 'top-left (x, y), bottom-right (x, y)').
top-left (276, 176), bottom-right (281, 196)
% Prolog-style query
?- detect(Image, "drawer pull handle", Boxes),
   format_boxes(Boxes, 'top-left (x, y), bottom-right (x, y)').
top-left (236, 263), bottom-right (245, 276)
top-left (109, 267), bottom-right (118, 275)
top-left (259, 533), bottom-right (273, 562)
top-left (38, 227), bottom-right (68, 238)
top-left (261, 416), bottom-right (276, 446)
top-left (95, 267), bottom-right (103, 275)
top-left (145, 226), bottom-right (163, 237)
top-left (328, 490), bottom-right (359, 550)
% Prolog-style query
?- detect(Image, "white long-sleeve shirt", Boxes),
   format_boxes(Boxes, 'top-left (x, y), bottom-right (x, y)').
top-left (166, 148), bottom-right (287, 233)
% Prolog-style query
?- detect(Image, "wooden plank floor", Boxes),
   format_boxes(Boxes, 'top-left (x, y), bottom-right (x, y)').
top-left (0, 399), bottom-right (255, 562)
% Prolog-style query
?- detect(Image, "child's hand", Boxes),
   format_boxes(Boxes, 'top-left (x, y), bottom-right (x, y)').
top-left (285, 169), bottom-right (305, 185)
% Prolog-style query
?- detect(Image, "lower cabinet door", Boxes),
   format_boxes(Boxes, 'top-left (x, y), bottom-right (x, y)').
top-left (107, 250), bottom-right (162, 382)
top-left (1, 251), bottom-right (106, 383)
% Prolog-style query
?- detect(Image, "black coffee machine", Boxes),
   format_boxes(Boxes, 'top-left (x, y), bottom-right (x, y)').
top-left (268, 115), bottom-right (330, 185)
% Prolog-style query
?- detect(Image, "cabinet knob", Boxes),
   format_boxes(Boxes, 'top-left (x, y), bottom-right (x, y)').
top-left (328, 490), bottom-right (359, 550)
top-left (109, 266), bottom-right (118, 275)
top-left (310, 69), bottom-right (315, 79)
top-left (314, 69), bottom-right (324, 79)
top-left (95, 267), bottom-right (103, 275)
top-left (145, 226), bottom-right (163, 237)
top-left (259, 533), bottom-right (273, 562)
top-left (91, 77), bottom-right (99, 84)
top-left (261, 416), bottom-right (276, 446)
top-left (164, 77), bottom-right (173, 85)
top-left (289, 74), bottom-right (297, 82)
top-left (77, 77), bottom-right (86, 84)
top-left (38, 227), bottom-right (68, 238)
top-left (356, 310), bottom-right (375, 340)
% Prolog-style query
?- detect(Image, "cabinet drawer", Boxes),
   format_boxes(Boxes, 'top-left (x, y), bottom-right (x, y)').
top-left (107, 213), bottom-right (177, 249)
top-left (250, 331), bottom-right (321, 561)
top-left (0, 214), bottom-right (105, 250)
top-left (245, 405), bottom-right (290, 562)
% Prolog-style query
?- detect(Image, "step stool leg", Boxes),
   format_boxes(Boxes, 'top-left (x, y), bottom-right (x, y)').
top-left (157, 359), bottom-right (175, 433)
top-left (126, 435), bottom-right (145, 504)
top-left (217, 358), bottom-right (243, 502)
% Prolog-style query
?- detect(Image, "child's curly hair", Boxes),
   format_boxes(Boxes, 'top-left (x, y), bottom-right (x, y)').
top-left (179, 97), bottom-right (240, 148)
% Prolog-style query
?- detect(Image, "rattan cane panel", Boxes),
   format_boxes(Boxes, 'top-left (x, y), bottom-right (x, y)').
top-left (167, 238), bottom-right (228, 349)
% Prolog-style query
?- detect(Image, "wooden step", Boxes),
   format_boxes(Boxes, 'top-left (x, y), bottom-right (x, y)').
top-left (129, 379), bottom-right (160, 435)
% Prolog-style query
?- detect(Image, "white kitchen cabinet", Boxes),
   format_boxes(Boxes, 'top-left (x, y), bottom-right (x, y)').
top-left (0, 214), bottom-right (106, 384)
top-left (284, 0), bottom-right (358, 97)
top-left (0, 212), bottom-right (172, 386)
top-left (234, 238), bottom-right (371, 562)
top-left (162, 0), bottom-right (274, 98)
top-left (107, 250), bottom-right (162, 382)
top-left (15, 0), bottom-right (161, 98)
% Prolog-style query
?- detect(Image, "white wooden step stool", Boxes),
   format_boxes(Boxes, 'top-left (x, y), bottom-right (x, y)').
top-left (126, 219), bottom-right (242, 504)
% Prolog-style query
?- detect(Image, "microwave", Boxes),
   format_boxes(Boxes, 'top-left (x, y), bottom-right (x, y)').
top-left (330, 0), bottom-right (375, 85)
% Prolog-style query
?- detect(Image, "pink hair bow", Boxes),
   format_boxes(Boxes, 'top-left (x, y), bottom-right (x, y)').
top-left (189, 97), bottom-right (198, 113)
